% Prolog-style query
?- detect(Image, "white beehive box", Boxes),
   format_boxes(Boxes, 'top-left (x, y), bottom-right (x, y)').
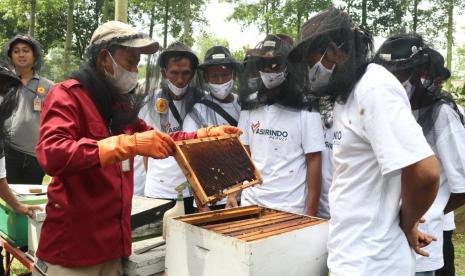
top-left (165, 205), bottom-right (329, 276)
top-left (28, 204), bottom-right (47, 256)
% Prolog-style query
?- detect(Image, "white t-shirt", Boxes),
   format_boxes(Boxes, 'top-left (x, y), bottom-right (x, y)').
top-left (143, 95), bottom-right (190, 199)
top-left (414, 104), bottom-right (465, 272)
top-left (443, 212), bottom-right (455, 231)
top-left (238, 104), bottom-right (325, 214)
top-left (318, 123), bottom-right (334, 219)
top-left (328, 64), bottom-right (434, 276)
top-left (183, 93), bottom-right (240, 131)
top-left (0, 157), bottom-right (6, 179)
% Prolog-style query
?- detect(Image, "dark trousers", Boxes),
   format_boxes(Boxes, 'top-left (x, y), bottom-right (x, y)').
top-left (5, 146), bottom-right (44, 184)
top-left (436, 230), bottom-right (455, 276)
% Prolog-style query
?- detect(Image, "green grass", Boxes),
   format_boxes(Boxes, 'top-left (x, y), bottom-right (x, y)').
top-left (455, 232), bottom-right (465, 276)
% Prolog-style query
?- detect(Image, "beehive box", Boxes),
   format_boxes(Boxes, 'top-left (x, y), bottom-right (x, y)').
top-left (173, 135), bottom-right (262, 205)
top-left (0, 184), bottom-right (47, 248)
top-left (165, 205), bottom-right (329, 276)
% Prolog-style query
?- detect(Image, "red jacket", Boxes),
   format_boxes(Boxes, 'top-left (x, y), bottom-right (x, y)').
top-left (35, 79), bottom-right (195, 267)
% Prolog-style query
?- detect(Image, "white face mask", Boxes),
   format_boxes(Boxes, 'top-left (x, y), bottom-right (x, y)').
top-left (208, 79), bottom-right (233, 100)
top-left (402, 79), bottom-right (415, 99)
top-left (259, 70), bottom-right (286, 89)
top-left (421, 78), bottom-right (432, 88)
top-left (247, 77), bottom-right (260, 91)
top-left (165, 79), bottom-right (188, 96)
top-left (105, 52), bottom-right (138, 94)
top-left (308, 50), bottom-right (335, 92)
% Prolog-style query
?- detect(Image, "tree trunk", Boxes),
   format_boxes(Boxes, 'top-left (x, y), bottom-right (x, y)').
top-left (182, 0), bottom-right (192, 46)
top-left (102, 0), bottom-right (111, 22)
top-left (446, 0), bottom-right (454, 89)
top-left (413, 0), bottom-right (419, 32)
top-left (361, 0), bottom-right (367, 26)
top-left (64, 0), bottom-right (74, 79)
top-left (29, 0), bottom-right (36, 37)
top-left (115, 0), bottom-right (128, 23)
top-left (145, 4), bottom-right (156, 83)
top-left (163, 0), bottom-right (169, 48)
top-left (265, 0), bottom-right (269, 35)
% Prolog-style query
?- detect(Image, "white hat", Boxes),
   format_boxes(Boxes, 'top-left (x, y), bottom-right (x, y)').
top-left (90, 21), bottom-right (159, 54)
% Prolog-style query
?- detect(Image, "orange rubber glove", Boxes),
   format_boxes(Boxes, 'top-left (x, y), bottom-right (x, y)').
top-left (97, 130), bottom-right (175, 167)
top-left (196, 125), bottom-right (243, 138)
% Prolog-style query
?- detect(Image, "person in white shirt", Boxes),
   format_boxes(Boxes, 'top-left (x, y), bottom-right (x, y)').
top-left (374, 37), bottom-right (465, 276)
top-left (288, 8), bottom-right (440, 276)
top-left (238, 34), bottom-right (324, 216)
top-left (183, 46), bottom-right (242, 210)
top-left (318, 106), bottom-right (334, 219)
top-left (142, 42), bottom-right (204, 214)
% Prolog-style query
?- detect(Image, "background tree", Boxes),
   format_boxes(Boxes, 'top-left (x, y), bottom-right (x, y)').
top-left (227, 0), bottom-right (331, 39)
top-left (63, 0), bottom-right (74, 77)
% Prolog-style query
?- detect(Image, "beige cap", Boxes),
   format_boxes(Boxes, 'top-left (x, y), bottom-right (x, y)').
top-left (90, 21), bottom-right (159, 54)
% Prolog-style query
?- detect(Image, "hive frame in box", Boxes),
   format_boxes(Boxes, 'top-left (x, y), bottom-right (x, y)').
top-left (173, 134), bottom-right (262, 205)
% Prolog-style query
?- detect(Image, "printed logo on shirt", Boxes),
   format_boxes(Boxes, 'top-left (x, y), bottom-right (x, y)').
top-left (333, 130), bottom-right (342, 146)
top-left (251, 121), bottom-right (289, 141)
top-left (162, 122), bottom-right (181, 133)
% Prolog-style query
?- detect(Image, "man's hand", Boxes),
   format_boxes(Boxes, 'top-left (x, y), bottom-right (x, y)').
top-left (14, 204), bottom-right (43, 219)
top-left (400, 218), bottom-right (436, 256)
top-left (197, 125), bottom-right (243, 138)
top-left (225, 193), bottom-right (239, 209)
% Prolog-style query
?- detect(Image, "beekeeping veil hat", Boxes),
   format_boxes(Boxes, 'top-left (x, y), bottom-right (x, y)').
top-left (287, 7), bottom-right (374, 106)
top-left (5, 34), bottom-right (43, 72)
top-left (0, 64), bottom-right (21, 94)
top-left (238, 34), bottom-right (309, 110)
top-left (373, 33), bottom-right (430, 73)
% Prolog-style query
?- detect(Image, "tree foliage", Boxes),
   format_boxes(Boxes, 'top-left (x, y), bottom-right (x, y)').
top-left (227, 0), bottom-right (332, 39)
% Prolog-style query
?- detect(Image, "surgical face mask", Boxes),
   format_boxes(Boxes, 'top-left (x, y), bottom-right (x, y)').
top-left (402, 79), bottom-right (415, 99)
top-left (259, 70), bottom-right (286, 89)
top-left (247, 77), bottom-right (260, 91)
top-left (307, 51), bottom-right (335, 92)
top-left (421, 78), bottom-right (439, 93)
top-left (165, 79), bottom-right (188, 96)
top-left (208, 79), bottom-right (233, 100)
top-left (104, 52), bottom-right (138, 94)
top-left (421, 78), bottom-right (432, 88)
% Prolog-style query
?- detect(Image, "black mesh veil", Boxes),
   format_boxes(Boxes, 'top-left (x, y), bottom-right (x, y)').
top-left (0, 64), bottom-right (21, 147)
top-left (238, 34), bottom-right (311, 110)
top-left (413, 48), bottom-right (465, 146)
top-left (374, 33), bottom-right (465, 147)
top-left (140, 42), bottom-right (204, 131)
top-left (287, 7), bottom-right (374, 109)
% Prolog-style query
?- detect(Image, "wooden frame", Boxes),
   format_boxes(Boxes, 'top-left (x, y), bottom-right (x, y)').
top-left (173, 135), bottom-right (262, 205)
top-left (175, 205), bottom-right (326, 242)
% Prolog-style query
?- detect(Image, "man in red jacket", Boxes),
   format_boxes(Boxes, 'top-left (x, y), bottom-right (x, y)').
top-left (33, 21), bottom-right (239, 276)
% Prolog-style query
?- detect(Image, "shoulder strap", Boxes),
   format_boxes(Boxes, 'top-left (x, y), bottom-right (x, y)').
top-left (199, 99), bottom-right (238, 126)
top-left (168, 98), bottom-right (183, 127)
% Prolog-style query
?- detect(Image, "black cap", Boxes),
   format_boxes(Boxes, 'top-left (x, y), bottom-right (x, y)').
top-left (250, 34), bottom-right (293, 59)
top-left (289, 7), bottom-right (354, 62)
top-left (374, 33), bottom-right (430, 72)
top-left (158, 42), bottom-right (199, 70)
top-left (198, 46), bottom-right (241, 71)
